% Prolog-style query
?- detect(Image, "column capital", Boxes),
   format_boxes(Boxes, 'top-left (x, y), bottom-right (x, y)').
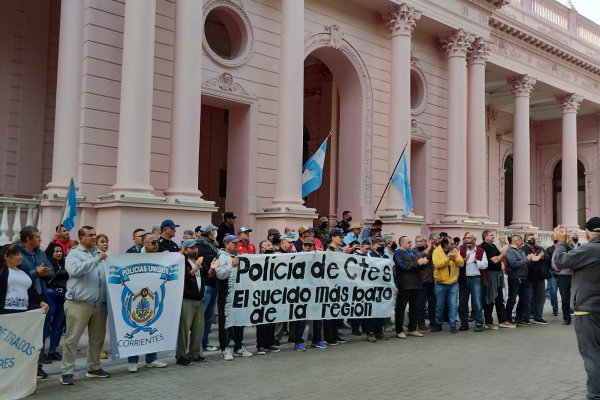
top-left (439, 29), bottom-right (474, 58)
top-left (467, 37), bottom-right (490, 65)
top-left (557, 93), bottom-right (583, 114)
top-left (383, 4), bottom-right (421, 37)
top-left (509, 74), bottom-right (536, 97)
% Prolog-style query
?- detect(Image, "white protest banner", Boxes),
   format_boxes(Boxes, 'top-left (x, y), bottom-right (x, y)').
top-left (224, 251), bottom-right (396, 328)
top-left (104, 253), bottom-right (184, 358)
top-left (0, 309), bottom-right (45, 400)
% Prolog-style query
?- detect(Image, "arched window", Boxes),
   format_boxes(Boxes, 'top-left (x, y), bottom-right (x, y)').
top-left (504, 155), bottom-right (513, 227)
top-left (553, 160), bottom-right (586, 228)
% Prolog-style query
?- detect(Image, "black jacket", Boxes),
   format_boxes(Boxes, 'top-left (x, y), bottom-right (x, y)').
top-left (197, 236), bottom-right (219, 287)
top-left (523, 244), bottom-right (548, 281)
top-left (183, 258), bottom-right (204, 301)
top-left (393, 249), bottom-right (422, 290)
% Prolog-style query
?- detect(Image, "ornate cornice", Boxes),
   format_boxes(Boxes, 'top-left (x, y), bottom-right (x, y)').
top-left (383, 4), bottom-right (421, 37)
top-left (439, 29), bottom-right (474, 58)
top-left (557, 93), bottom-right (583, 113)
top-left (465, 0), bottom-right (509, 11)
top-left (490, 16), bottom-right (600, 75)
top-left (509, 74), bottom-right (536, 96)
top-left (468, 37), bottom-right (491, 64)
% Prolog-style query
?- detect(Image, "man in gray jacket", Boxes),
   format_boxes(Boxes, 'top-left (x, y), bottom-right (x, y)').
top-left (554, 218), bottom-right (600, 400)
top-left (505, 235), bottom-right (542, 326)
top-left (60, 226), bottom-right (109, 385)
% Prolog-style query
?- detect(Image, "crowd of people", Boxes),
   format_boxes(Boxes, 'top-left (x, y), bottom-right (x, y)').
top-left (1, 211), bottom-right (598, 397)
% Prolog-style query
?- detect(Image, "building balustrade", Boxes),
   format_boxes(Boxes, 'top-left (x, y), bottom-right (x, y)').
top-left (509, 0), bottom-right (600, 48)
top-left (0, 197), bottom-right (42, 244)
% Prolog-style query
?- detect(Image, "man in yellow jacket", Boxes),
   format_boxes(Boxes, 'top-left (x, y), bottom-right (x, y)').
top-left (430, 237), bottom-right (464, 333)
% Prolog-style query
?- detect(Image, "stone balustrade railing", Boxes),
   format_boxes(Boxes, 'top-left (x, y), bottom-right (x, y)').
top-left (497, 228), bottom-right (555, 247)
top-left (508, 0), bottom-right (600, 48)
top-left (0, 197), bottom-right (42, 244)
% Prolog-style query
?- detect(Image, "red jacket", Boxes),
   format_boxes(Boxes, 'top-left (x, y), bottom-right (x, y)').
top-left (237, 241), bottom-right (256, 255)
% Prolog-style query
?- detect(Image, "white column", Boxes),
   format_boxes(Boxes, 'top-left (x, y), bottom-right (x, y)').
top-left (272, 0), bottom-right (305, 207)
top-left (557, 94), bottom-right (583, 229)
top-left (508, 74), bottom-right (536, 228)
top-left (45, 0), bottom-right (84, 194)
top-left (439, 29), bottom-right (473, 221)
top-left (164, 0), bottom-right (204, 201)
top-left (111, 0), bottom-right (157, 196)
top-left (385, 4), bottom-right (421, 214)
top-left (466, 38), bottom-right (490, 221)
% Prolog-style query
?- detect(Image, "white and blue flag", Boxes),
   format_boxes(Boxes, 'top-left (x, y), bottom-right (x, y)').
top-left (390, 153), bottom-right (413, 218)
top-left (301, 136), bottom-right (329, 198)
top-left (61, 178), bottom-right (77, 231)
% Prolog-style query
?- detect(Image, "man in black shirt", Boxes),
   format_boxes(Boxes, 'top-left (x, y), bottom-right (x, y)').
top-left (480, 230), bottom-right (515, 329)
top-left (217, 211), bottom-right (237, 248)
top-left (157, 219), bottom-right (180, 252)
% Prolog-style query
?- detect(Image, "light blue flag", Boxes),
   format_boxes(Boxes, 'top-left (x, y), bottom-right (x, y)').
top-left (61, 178), bottom-right (77, 231)
top-left (301, 136), bottom-right (329, 198)
top-left (390, 154), bottom-right (413, 218)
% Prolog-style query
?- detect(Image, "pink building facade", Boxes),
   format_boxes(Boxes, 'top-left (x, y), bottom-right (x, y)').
top-left (1, 0), bottom-right (599, 250)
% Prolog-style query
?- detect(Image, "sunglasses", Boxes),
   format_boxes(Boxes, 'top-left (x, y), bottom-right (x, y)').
top-left (149, 240), bottom-right (159, 245)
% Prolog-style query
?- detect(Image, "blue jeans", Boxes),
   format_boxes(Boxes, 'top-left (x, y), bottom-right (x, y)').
top-left (467, 277), bottom-right (484, 326)
top-left (545, 274), bottom-right (558, 313)
top-left (434, 282), bottom-right (458, 328)
top-left (202, 285), bottom-right (218, 347)
top-left (506, 277), bottom-right (531, 322)
top-left (128, 353), bottom-right (157, 364)
top-left (43, 288), bottom-right (66, 352)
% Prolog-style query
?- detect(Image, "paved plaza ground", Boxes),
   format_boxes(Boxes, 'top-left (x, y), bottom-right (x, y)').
top-left (31, 312), bottom-right (587, 400)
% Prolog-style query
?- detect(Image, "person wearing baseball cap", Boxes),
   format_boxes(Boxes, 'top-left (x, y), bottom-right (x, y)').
top-left (237, 227), bottom-right (255, 254)
top-left (277, 234), bottom-right (296, 254)
top-left (323, 228), bottom-right (346, 346)
top-left (217, 212), bottom-right (237, 248)
top-left (196, 222), bottom-right (220, 352)
top-left (554, 217), bottom-right (600, 399)
top-left (215, 234), bottom-right (252, 360)
top-left (267, 228), bottom-right (280, 242)
top-left (176, 239), bottom-right (215, 366)
top-left (314, 216), bottom-right (330, 246)
top-left (158, 219), bottom-right (180, 252)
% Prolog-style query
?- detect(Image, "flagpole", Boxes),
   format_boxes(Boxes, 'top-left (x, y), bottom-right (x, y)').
top-left (57, 177), bottom-right (74, 231)
top-left (373, 141), bottom-right (409, 216)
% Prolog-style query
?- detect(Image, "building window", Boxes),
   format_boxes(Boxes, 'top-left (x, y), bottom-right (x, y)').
top-left (410, 67), bottom-right (428, 115)
top-left (203, 1), bottom-right (254, 67)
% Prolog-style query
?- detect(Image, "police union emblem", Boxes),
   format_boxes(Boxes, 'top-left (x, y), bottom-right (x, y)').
top-left (108, 263), bottom-right (179, 339)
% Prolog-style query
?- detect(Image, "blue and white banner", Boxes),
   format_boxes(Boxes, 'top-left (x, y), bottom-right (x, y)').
top-left (0, 309), bottom-right (45, 399)
top-left (224, 251), bottom-right (396, 328)
top-left (104, 253), bottom-right (184, 358)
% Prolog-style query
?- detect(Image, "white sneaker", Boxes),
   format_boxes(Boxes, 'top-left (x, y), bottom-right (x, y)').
top-left (128, 363), bottom-right (138, 373)
top-left (233, 346), bottom-right (253, 357)
top-left (204, 345), bottom-right (218, 352)
top-left (146, 360), bottom-right (167, 368)
top-left (222, 347), bottom-right (233, 361)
